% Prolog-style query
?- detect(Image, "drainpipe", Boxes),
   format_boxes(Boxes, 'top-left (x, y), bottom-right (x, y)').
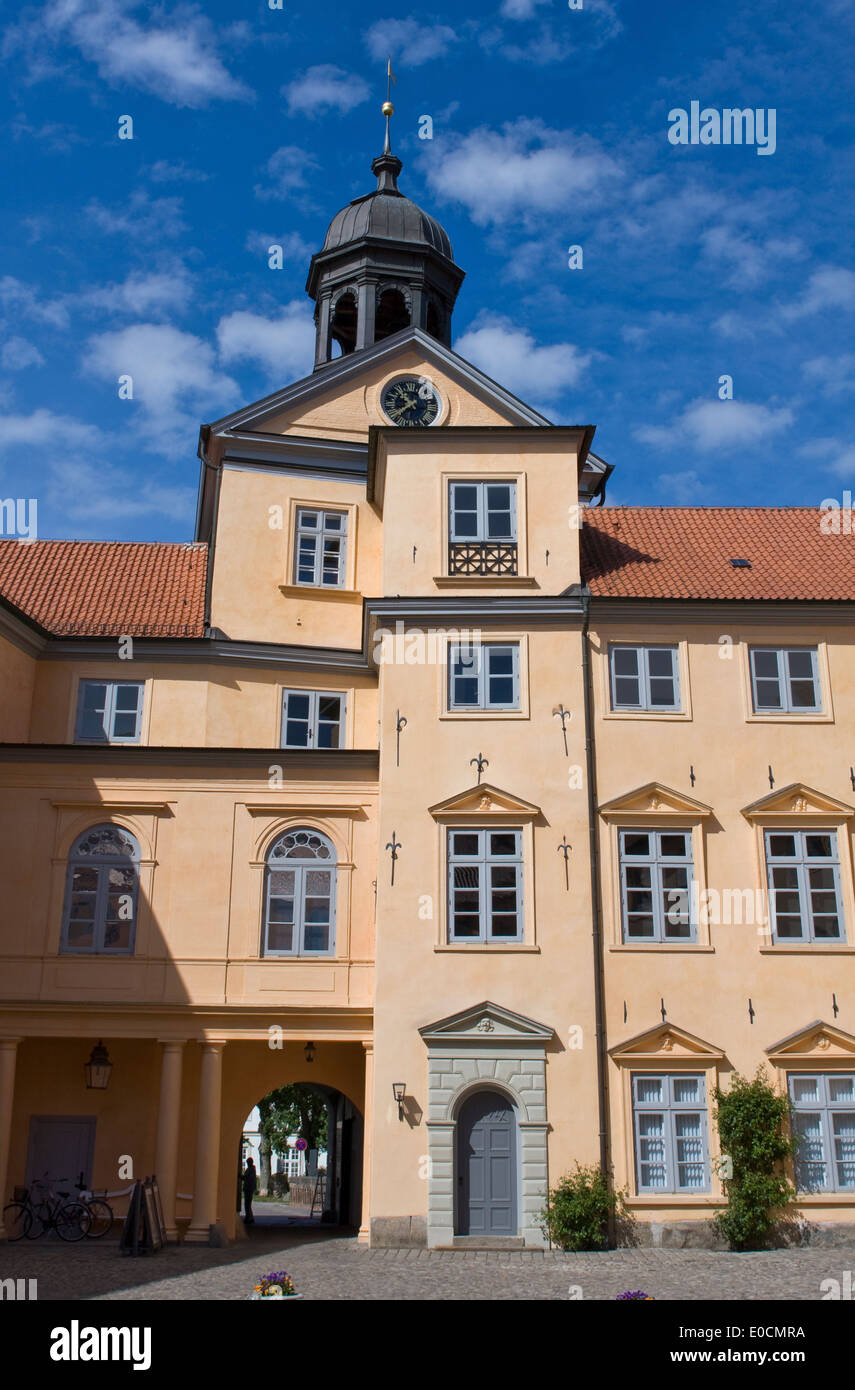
top-left (581, 588), bottom-right (610, 1185)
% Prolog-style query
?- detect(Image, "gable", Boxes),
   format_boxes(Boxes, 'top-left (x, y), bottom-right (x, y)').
top-left (599, 781), bottom-right (713, 819)
top-left (420, 1000), bottom-right (553, 1044)
top-left (741, 783), bottom-right (855, 820)
top-left (610, 1022), bottom-right (726, 1062)
top-left (206, 327), bottom-right (551, 445)
top-left (428, 781), bottom-right (541, 819)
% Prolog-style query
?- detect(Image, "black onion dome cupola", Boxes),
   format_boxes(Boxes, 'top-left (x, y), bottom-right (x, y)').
top-left (306, 99), bottom-right (465, 367)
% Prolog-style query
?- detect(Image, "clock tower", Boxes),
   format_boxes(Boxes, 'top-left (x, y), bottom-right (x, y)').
top-left (305, 105), bottom-right (465, 369)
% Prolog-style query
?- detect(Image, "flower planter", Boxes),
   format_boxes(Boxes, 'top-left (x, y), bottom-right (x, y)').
top-left (250, 1293), bottom-right (304, 1301)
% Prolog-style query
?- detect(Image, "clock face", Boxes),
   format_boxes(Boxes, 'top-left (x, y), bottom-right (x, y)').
top-left (381, 376), bottom-right (440, 427)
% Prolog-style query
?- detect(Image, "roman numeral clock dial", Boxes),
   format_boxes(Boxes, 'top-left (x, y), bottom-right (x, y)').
top-left (381, 376), bottom-right (440, 427)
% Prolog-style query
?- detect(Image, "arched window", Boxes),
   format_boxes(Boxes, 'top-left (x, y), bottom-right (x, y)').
top-left (375, 288), bottom-right (409, 341)
top-left (263, 828), bottom-right (337, 956)
top-left (61, 824), bottom-right (140, 955)
top-left (330, 292), bottom-right (357, 356)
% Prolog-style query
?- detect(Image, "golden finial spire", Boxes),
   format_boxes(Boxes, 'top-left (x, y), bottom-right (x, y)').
top-left (382, 57), bottom-right (396, 154)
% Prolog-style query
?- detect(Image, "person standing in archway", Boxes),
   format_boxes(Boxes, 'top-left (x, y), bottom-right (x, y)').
top-left (243, 1157), bottom-right (257, 1226)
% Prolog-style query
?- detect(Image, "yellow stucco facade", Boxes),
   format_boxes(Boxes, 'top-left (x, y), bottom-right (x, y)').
top-left (1, 303), bottom-right (853, 1251)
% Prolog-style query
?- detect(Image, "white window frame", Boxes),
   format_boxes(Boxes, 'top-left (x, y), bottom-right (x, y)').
top-left (293, 508), bottom-right (348, 588)
top-left (60, 824), bottom-right (140, 955)
top-left (619, 828), bottom-right (696, 943)
top-left (448, 481), bottom-right (517, 543)
top-left (609, 644), bottom-right (681, 712)
top-left (447, 827), bottom-right (524, 943)
top-left (280, 690), bottom-right (346, 749)
top-left (448, 642), bottom-right (520, 711)
top-left (764, 829), bottom-right (845, 943)
top-left (74, 680), bottom-right (144, 744)
top-left (750, 646), bottom-right (822, 713)
top-left (788, 1072), bottom-right (855, 1193)
top-left (632, 1073), bottom-right (710, 1193)
top-left (263, 828), bottom-right (337, 957)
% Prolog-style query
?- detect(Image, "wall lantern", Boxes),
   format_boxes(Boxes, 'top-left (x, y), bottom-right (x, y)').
top-left (84, 1041), bottom-right (113, 1091)
top-left (392, 1082), bottom-right (406, 1120)
top-left (304, 1041), bottom-right (316, 1064)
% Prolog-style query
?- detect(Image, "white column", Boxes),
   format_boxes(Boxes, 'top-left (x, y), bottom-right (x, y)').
top-left (185, 1040), bottom-right (226, 1243)
top-left (154, 1040), bottom-right (185, 1241)
top-left (357, 1041), bottom-right (373, 1243)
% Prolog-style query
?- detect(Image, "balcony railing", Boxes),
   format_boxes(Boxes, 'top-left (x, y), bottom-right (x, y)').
top-left (448, 542), bottom-right (518, 576)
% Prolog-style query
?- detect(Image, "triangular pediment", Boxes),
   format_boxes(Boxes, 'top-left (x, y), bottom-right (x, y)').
top-left (599, 782), bottom-right (713, 819)
top-left (420, 1000), bottom-right (553, 1044)
top-left (428, 781), bottom-right (541, 819)
top-left (766, 1020), bottom-right (855, 1063)
top-left (207, 327), bottom-right (551, 437)
top-left (610, 1022), bottom-right (726, 1062)
top-left (742, 783), bottom-right (854, 820)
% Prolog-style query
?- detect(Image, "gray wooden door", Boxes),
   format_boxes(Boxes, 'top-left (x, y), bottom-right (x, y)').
top-left (458, 1091), bottom-right (517, 1235)
top-left (26, 1116), bottom-right (96, 1190)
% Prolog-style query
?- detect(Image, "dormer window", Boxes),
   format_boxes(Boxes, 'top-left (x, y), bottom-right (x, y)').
top-left (448, 481), bottom-right (517, 576)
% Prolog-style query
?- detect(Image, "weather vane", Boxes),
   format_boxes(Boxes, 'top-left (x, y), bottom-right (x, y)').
top-left (382, 58), bottom-right (396, 152)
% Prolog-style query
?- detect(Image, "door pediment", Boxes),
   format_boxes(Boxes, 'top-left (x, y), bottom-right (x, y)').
top-left (420, 1000), bottom-right (553, 1044)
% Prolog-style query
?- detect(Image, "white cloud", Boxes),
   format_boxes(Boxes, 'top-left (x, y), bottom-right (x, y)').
top-left (0, 276), bottom-right (68, 329)
top-left (0, 408), bottom-right (102, 451)
top-left (86, 190), bottom-right (187, 240)
top-left (0, 336), bottom-right (45, 370)
top-left (4, 0), bottom-right (252, 108)
top-left (256, 146), bottom-right (318, 200)
top-left (803, 354), bottom-right (855, 397)
top-left (780, 266), bottom-right (855, 320)
top-left (423, 120), bottom-right (620, 226)
top-left (146, 160), bottom-right (211, 184)
top-left (455, 314), bottom-right (589, 403)
top-left (82, 324), bottom-right (238, 457)
top-left (364, 17), bottom-right (460, 66)
top-left (657, 469), bottom-right (715, 505)
top-left (245, 231), bottom-right (314, 265)
top-left (636, 398), bottom-right (794, 452)
top-left (216, 305), bottom-right (315, 382)
top-left (46, 455), bottom-right (195, 525)
top-left (500, 0), bottom-right (551, 17)
top-left (700, 226), bottom-right (804, 290)
top-left (283, 65), bottom-right (370, 118)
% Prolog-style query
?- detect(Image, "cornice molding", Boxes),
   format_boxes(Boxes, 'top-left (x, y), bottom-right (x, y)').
top-left (0, 744), bottom-right (380, 771)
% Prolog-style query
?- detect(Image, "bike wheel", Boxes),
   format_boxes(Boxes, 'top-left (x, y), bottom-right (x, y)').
top-left (84, 1200), bottom-right (113, 1238)
top-left (2, 1202), bottom-right (31, 1241)
top-left (55, 1201), bottom-right (90, 1242)
top-left (26, 1202), bottom-right (49, 1239)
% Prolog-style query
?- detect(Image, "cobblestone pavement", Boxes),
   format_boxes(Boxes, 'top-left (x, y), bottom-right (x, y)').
top-left (2, 1227), bottom-right (854, 1300)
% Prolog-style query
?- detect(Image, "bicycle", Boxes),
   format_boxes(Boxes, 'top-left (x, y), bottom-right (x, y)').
top-left (2, 1192), bottom-right (31, 1241)
top-left (23, 1174), bottom-right (91, 1241)
top-left (72, 1172), bottom-right (114, 1238)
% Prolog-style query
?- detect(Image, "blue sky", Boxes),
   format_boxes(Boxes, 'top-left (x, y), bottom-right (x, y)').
top-left (1, 0), bottom-right (854, 540)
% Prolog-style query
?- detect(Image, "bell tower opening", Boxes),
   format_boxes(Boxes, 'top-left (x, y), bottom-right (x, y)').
top-left (375, 288), bottom-right (409, 342)
top-left (330, 291), bottom-right (357, 356)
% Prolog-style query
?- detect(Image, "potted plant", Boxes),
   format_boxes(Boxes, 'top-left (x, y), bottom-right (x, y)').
top-left (617, 1290), bottom-right (654, 1300)
top-left (250, 1270), bottom-right (301, 1300)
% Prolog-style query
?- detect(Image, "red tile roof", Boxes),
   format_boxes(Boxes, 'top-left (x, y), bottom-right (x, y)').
top-left (0, 541), bottom-right (208, 637)
top-left (582, 508), bottom-right (855, 601)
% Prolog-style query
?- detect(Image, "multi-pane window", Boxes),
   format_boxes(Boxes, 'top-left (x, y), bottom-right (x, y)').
top-left (293, 508), bottom-right (347, 587)
top-left (789, 1074), bottom-right (855, 1193)
top-left (750, 647), bottom-right (821, 713)
top-left (448, 643), bottom-right (520, 711)
top-left (632, 1074), bottom-right (710, 1192)
top-left (609, 645), bottom-right (680, 711)
top-left (619, 829), bottom-right (695, 942)
top-left (75, 681), bottom-right (144, 743)
top-left (449, 482), bottom-right (516, 542)
top-left (263, 828), bottom-right (336, 956)
top-left (60, 824), bottom-right (140, 955)
top-left (764, 830), bottom-right (844, 942)
top-left (448, 828), bottom-right (523, 942)
top-left (281, 690), bottom-right (345, 748)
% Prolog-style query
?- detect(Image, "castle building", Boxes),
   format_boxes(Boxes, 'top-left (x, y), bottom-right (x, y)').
top-left (0, 117), bottom-right (853, 1249)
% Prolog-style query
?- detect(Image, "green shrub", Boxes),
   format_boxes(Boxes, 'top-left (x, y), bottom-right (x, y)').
top-left (714, 1068), bottom-right (796, 1251)
top-left (540, 1163), bottom-right (627, 1251)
